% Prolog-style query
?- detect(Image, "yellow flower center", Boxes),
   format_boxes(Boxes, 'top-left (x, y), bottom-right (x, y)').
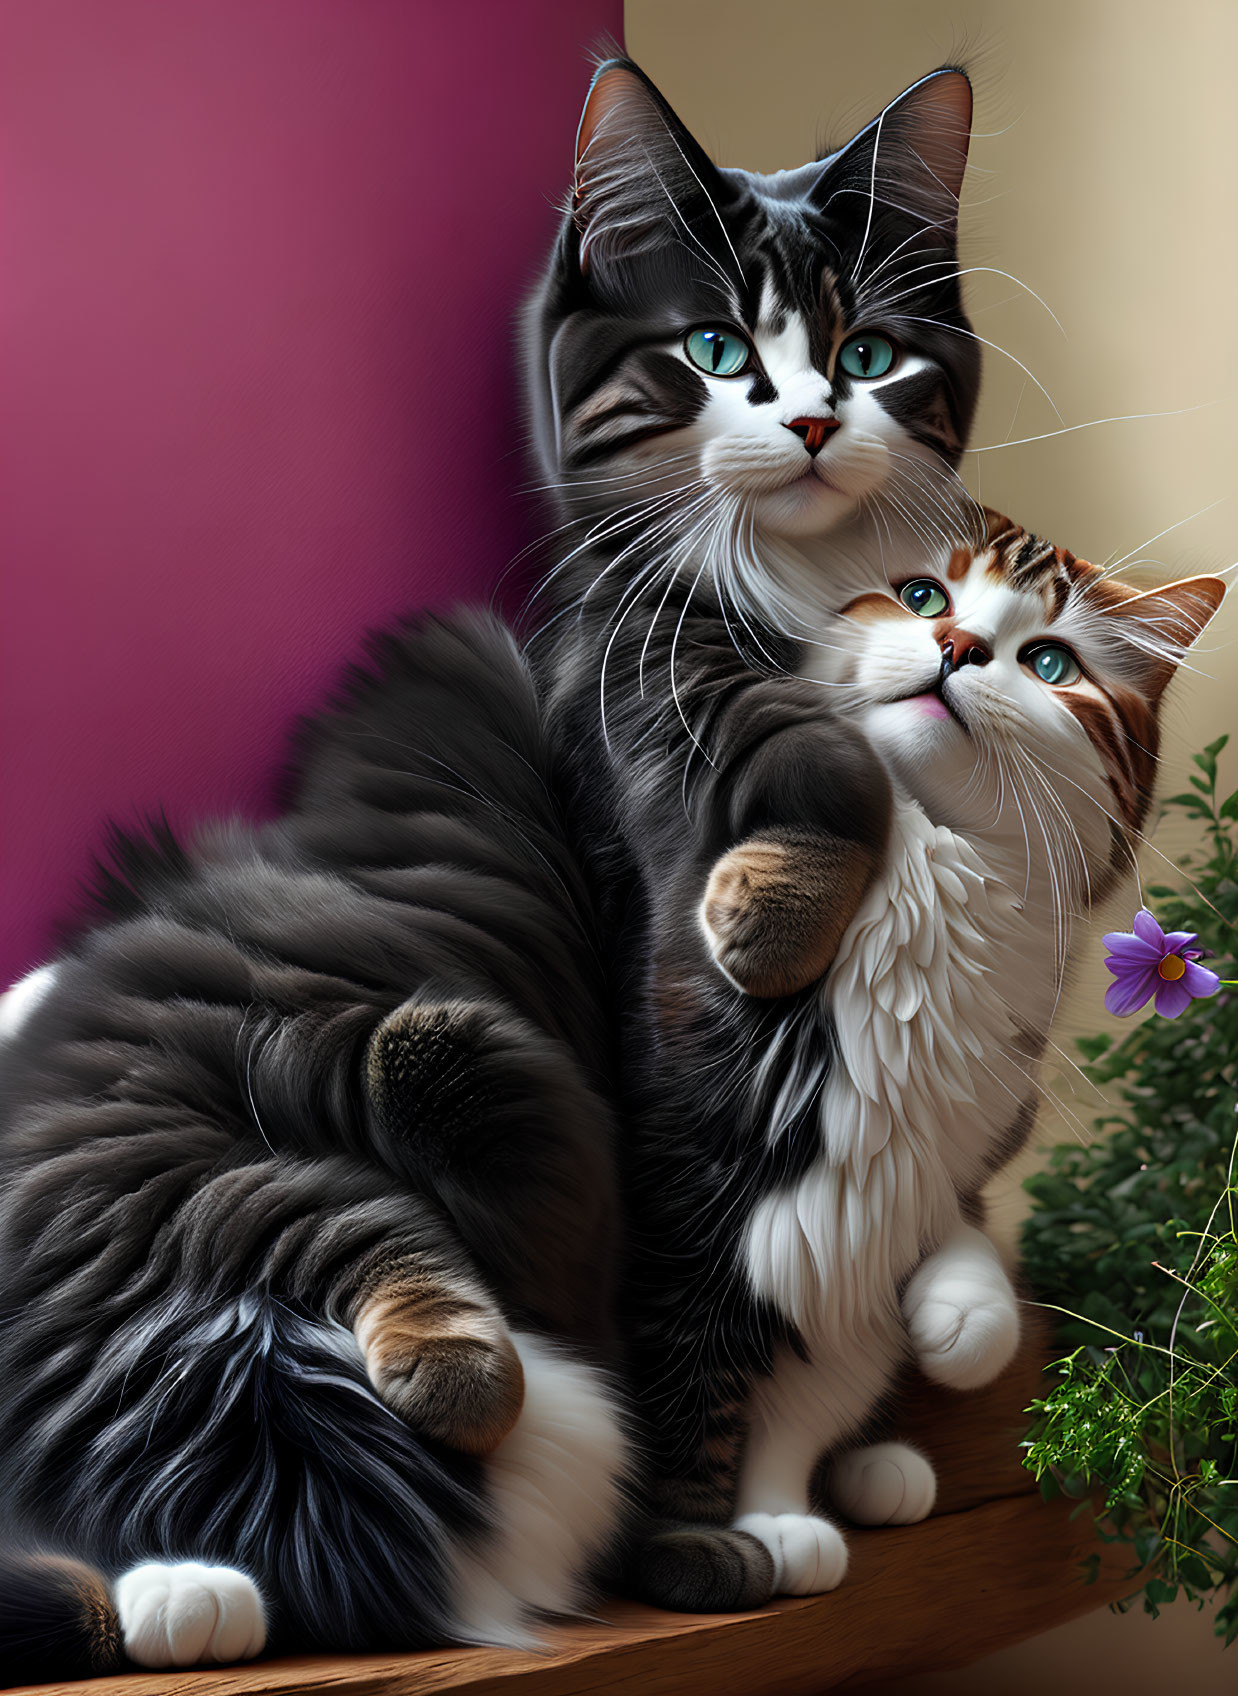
top-left (1158, 954), bottom-right (1187, 982)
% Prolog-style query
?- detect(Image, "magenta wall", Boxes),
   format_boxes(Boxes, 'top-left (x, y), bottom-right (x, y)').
top-left (0, 0), bottom-right (621, 982)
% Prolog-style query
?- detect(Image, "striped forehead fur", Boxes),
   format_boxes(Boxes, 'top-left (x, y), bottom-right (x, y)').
top-left (527, 57), bottom-right (981, 497)
top-left (875, 510), bottom-right (1225, 835)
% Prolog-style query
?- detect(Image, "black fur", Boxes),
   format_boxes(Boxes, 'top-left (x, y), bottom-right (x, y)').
top-left (0, 610), bottom-right (623, 1671)
top-left (0, 1552), bottom-right (121, 1683)
top-left (522, 57), bottom-right (980, 1609)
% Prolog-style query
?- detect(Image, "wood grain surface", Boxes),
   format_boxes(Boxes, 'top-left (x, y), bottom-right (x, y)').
top-left (14, 1313), bottom-right (1131, 1695)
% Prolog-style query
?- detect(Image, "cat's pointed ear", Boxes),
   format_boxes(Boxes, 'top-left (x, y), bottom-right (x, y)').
top-left (811, 68), bottom-right (973, 234)
top-left (1098, 575), bottom-right (1227, 700)
top-left (571, 58), bottom-right (736, 291)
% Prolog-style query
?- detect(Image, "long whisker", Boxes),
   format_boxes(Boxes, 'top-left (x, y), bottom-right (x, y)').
top-left (894, 316), bottom-right (1063, 421)
top-left (966, 404), bottom-right (1210, 456)
top-left (658, 126), bottom-right (745, 284)
top-left (1096, 497), bottom-right (1226, 577)
top-left (639, 141), bottom-right (737, 298)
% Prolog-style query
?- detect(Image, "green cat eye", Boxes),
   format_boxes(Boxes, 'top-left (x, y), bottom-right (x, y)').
top-left (1026, 644), bottom-right (1082, 687)
top-left (837, 334), bottom-right (897, 380)
top-left (899, 579), bottom-right (950, 619)
top-left (684, 327), bottom-right (751, 378)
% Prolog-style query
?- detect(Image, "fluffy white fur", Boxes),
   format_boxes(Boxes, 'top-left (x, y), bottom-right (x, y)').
top-left (827, 1441), bottom-right (937, 1526)
top-left (737, 799), bottom-right (1034, 1591)
top-left (116, 1562), bottom-right (266, 1668)
top-left (0, 964), bottom-right (58, 1040)
top-left (903, 1222), bottom-right (1021, 1391)
top-left (452, 1329), bottom-right (630, 1646)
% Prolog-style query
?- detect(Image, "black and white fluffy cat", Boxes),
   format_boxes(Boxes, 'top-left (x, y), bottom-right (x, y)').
top-left (0, 614), bottom-right (631, 1679)
top-left (527, 53), bottom-right (980, 1609)
top-left (526, 57), bottom-right (1225, 1609)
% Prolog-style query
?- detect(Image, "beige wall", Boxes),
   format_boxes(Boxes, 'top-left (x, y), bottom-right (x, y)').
top-left (625, 2), bottom-right (1236, 1685)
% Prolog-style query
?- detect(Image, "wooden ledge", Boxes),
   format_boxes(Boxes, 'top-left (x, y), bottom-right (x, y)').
top-left (15, 1494), bottom-right (1133, 1696)
top-left (17, 1316), bottom-right (1133, 1695)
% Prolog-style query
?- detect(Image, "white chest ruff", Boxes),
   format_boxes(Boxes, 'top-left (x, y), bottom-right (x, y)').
top-left (744, 798), bottom-right (1038, 1338)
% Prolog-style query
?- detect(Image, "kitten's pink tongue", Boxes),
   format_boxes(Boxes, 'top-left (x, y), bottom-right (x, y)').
top-left (913, 693), bottom-right (950, 719)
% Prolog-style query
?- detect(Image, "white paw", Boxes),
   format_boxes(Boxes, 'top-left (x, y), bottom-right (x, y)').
top-left (116, 1562), bottom-right (266, 1668)
top-left (904, 1273), bottom-right (1020, 1391)
top-left (733, 1512), bottom-right (848, 1596)
top-left (827, 1442), bottom-right (937, 1526)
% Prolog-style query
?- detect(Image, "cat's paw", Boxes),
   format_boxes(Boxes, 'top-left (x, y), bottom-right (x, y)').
top-left (356, 1287), bottom-right (525, 1455)
top-left (826, 1442), bottom-right (937, 1526)
top-left (732, 1512), bottom-right (848, 1596)
top-left (701, 835), bottom-right (871, 998)
top-left (115, 1562), bottom-right (265, 1668)
top-left (903, 1263), bottom-right (1020, 1391)
top-left (628, 1525), bottom-right (777, 1613)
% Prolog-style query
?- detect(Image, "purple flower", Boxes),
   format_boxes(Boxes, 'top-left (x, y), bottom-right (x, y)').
top-left (1102, 909), bottom-right (1220, 1018)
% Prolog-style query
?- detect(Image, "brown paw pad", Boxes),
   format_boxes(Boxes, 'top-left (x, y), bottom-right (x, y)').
top-left (358, 1295), bottom-right (524, 1455)
top-left (702, 836), bottom-right (867, 998)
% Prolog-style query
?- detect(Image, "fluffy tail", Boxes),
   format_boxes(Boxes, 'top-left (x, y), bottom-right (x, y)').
top-left (0, 1321), bottom-right (632, 1681)
top-left (0, 1294), bottom-right (487, 1677)
top-left (0, 1551), bottom-right (121, 1684)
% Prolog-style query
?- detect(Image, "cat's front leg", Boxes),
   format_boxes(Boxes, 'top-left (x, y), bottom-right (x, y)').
top-left (625, 1359), bottom-right (780, 1614)
top-left (694, 703), bottom-right (890, 1000)
top-left (901, 1222), bottom-right (1020, 1391)
top-left (731, 1332), bottom-right (902, 1596)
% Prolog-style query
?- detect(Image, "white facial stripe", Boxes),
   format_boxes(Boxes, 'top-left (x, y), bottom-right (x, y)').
top-left (947, 574), bottom-right (1041, 649)
top-left (859, 352), bottom-right (932, 392)
top-left (751, 315), bottom-right (821, 408)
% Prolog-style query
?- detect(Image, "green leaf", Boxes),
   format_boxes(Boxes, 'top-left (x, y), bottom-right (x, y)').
top-left (1020, 746), bottom-right (1238, 1646)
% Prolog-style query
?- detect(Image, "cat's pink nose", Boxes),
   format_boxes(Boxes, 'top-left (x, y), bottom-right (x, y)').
top-left (785, 416), bottom-right (840, 457)
top-left (941, 631), bottom-right (992, 670)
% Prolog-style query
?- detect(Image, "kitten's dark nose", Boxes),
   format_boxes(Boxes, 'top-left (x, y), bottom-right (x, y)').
top-left (785, 416), bottom-right (840, 457)
top-left (940, 632), bottom-right (992, 672)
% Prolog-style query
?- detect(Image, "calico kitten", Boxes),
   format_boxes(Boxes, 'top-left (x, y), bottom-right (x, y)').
top-left (525, 55), bottom-right (982, 1608)
top-left (525, 59), bottom-right (1224, 1609)
top-left (0, 612), bottom-right (630, 1679)
top-left (726, 512), bottom-right (1223, 1596)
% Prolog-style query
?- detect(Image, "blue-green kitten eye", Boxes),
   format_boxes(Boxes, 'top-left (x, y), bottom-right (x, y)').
top-left (1026, 644), bottom-right (1082, 686)
top-left (899, 579), bottom-right (949, 618)
top-left (838, 334), bottom-right (896, 380)
top-left (684, 327), bottom-right (751, 377)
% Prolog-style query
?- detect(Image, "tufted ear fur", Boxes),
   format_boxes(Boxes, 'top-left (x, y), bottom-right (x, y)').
top-left (810, 68), bottom-right (973, 235)
top-left (571, 58), bottom-right (737, 292)
top-left (1097, 575), bottom-right (1227, 701)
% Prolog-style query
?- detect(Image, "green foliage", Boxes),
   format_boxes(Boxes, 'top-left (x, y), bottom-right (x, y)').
top-left (1021, 735), bottom-right (1238, 1643)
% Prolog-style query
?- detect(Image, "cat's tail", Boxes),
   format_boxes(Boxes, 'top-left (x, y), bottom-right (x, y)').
top-left (0, 1550), bottom-right (122, 1684)
top-left (0, 1302), bottom-right (629, 1681)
